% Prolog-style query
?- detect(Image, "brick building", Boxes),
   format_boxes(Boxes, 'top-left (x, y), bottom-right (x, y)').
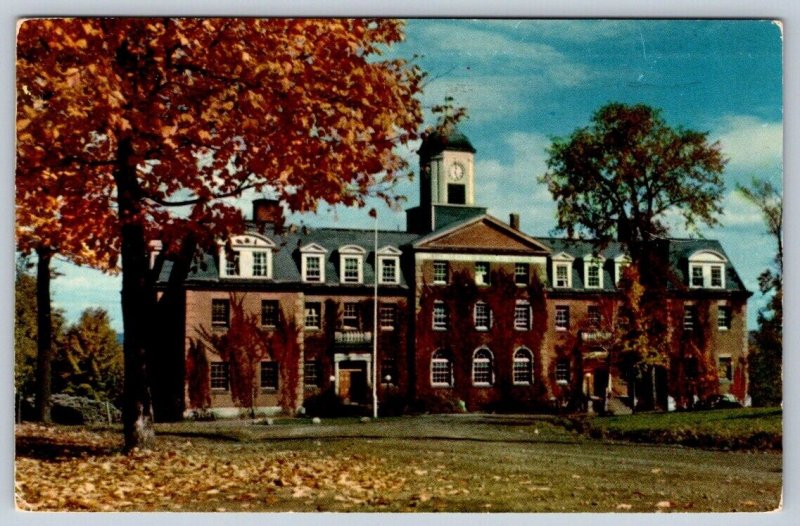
top-left (154, 128), bottom-right (751, 418)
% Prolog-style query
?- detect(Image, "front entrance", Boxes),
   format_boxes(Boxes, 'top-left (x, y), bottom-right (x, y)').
top-left (337, 360), bottom-right (368, 404)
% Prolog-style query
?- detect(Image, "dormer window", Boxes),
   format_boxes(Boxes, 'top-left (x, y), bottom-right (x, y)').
top-left (583, 254), bottom-right (605, 289)
top-left (377, 246), bottom-right (402, 285)
top-left (688, 250), bottom-right (727, 289)
top-left (338, 245), bottom-right (366, 284)
top-left (551, 252), bottom-right (574, 288)
top-left (614, 254), bottom-right (631, 285)
top-left (300, 243), bottom-right (328, 283)
top-left (219, 235), bottom-right (276, 279)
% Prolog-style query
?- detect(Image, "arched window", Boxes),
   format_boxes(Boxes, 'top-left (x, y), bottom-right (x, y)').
top-left (513, 348), bottom-right (534, 385)
top-left (472, 348), bottom-right (494, 386)
top-left (431, 349), bottom-right (454, 387)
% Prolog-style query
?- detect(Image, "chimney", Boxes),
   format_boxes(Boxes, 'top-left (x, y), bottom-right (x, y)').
top-left (509, 213), bottom-right (520, 231)
top-left (253, 199), bottom-right (284, 232)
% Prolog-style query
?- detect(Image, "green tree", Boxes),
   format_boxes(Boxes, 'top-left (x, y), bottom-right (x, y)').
top-left (54, 308), bottom-right (124, 403)
top-left (737, 178), bottom-right (782, 406)
top-left (541, 103), bottom-right (728, 409)
top-left (15, 261), bottom-right (66, 400)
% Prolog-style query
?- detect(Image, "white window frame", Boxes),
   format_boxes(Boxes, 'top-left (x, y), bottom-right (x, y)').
top-left (210, 362), bottom-right (229, 391)
top-left (431, 349), bottom-right (454, 387)
top-left (338, 245), bottom-right (366, 284)
top-left (717, 304), bottom-right (731, 331)
top-left (219, 235), bottom-right (276, 279)
top-left (252, 251), bottom-right (269, 277)
top-left (304, 360), bottom-right (320, 388)
top-left (587, 305), bottom-right (602, 328)
top-left (432, 301), bottom-right (448, 331)
top-left (474, 301), bottom-right (492, 331)
top-left (555, 359), bottom-right (570, 385)
top-left (377, 246), bottom-right (402, 285)
top-left (342, 302), bottom-right (359, 331)
top-left (683, 304), bottom-right (696, 331)
top-left (688, 250), bottom-right (727, 289)
top-left (583, 254), bottom-right (605, 289)
top-left (555, 305), bottom-right (570, 331)
top-left (472, 348), bottom-right (494, 386)
top-left (305, 302), bottom-right (322, 330)
top-left (515, 263), bottom-right (529, 286)
top-left (614, 254), bottom-right (631, 285)
top-left (260, 361), bottom-right (279, 391)
top-left (300, 243), bottom-right (328, 283)
top-left (379, 304), bottom-right (397, 330)
top-left (475, 261), bottom-right (490, 286)
top-left (261, 299), bottom-right (279, 327)
top-left (551, 253), bottom-right (574, 288)
top-left (514, 300), bottom-right (532, 331)
top-left (513, 347), bottom-right (534, 385)
top-left (433, 261), bottom-right (449, 285)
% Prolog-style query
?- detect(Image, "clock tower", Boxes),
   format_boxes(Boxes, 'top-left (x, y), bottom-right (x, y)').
top-left (407, 127), bottom-right (486, 233)
top-left (418, 126), bottom-right (476, 207)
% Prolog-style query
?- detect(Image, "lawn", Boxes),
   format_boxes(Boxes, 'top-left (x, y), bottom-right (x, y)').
top-left (561, 407), bottom-right (782, 450)
top-left (15, 413), bottom-right (782, 512)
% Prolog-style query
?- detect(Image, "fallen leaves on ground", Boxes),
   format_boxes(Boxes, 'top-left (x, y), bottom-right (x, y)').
top-left (15, 424), bottom-right (411, 511)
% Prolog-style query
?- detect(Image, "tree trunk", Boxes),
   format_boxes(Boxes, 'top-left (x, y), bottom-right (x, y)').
top-left (115, 139), bottom-right (156, 451)
top-left (34, 246), bottom-right (53, 423)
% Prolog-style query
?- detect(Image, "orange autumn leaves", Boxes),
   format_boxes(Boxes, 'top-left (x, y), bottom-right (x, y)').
top-left (16, 18), bottom-right (424, 260)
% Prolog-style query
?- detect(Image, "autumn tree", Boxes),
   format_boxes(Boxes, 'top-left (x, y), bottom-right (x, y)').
top-left (541, 103), bottom-right (727, 409)
top-left (17, 18), bottom-right (424, 450)
top-left (737, 178), bottom-right (782, 406)
top-left (54, 308), bottom-right (124, 403)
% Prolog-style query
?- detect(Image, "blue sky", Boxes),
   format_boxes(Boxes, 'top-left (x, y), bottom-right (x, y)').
top-left (48, 19), bottom-right (783, 333)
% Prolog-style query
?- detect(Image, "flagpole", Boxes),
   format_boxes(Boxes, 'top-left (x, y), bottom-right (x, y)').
top-left (372, 209), bottom-right (379, 419)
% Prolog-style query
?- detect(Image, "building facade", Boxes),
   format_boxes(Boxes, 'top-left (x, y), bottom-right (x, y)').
top-left (154, 128), bottom-right (751, 418)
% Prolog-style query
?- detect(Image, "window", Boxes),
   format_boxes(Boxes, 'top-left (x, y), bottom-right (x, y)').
top-left (305, 255), bottom-right (322, 282)
top-left (474, 301), bottom-right (492, 331)
top-left (711, 265), bottom-right (723, 288)
top-left (447, 183), bottom-right (466, 204)
top-left (379, 304), bottom-right (397, 330)
top-left (691, 266), bottom-right (704, 287)
top-left (431, 349), bottom-right (453, 387)
top-left (260, 361), bottom-right (279, 391)
top-left (342, 256), bottom-right (361, 283)
top-left (304, 360), bottom-right (320, 388)
top-left (688, 250), bottom-right (728, 289)
top-left (515, 263), bottom-right (529, 285)
top-left (433, 301), bottom-right (448, 331)
top-left (514, 300), bottom-right (531, 331)
top-left (717, 306), bottom-right (731, 330)
top-left (211, 299), bottom-right (230, 327)
top-left (683, 305), bottom-right (696, 331)
top-left (305, 302), bottom-right (321, 330)
top-left (555, 306), bottom-right (570, 331)
top-left (555, 263), bottom-right (570, 288)
top-left (513, 348), bottom-right (533, 385)
top-left (225, 251), bottom-right (240, 276)
top-left (472, 348), bottom-right (494, 386)
top-left (342, 302), bottom-right (359, 330)
top-left (555, 359), bottom-right (570, 384)
top-left (475, 262), bottom-right (490, 286)
top-left (614, 255), bottom-right (631, 285)
top-left (210, 362), bottom-right (229, 390)
top-left (586, 264), bottom-right (601, 288)
top-left (588, 305), bottom-right (602, 328)
top-left (252, 251), bottom-right (269, 277)
top-left (261, 300), bottom-right (279, 327)
top-left (379, 257), bottom-right (399, 284)
top-left (433, 261), bottom-right (449, 284)
top-left (381, 358), bottom-right (398, 385)
top-left (718, 356), bottom-right (733, 382)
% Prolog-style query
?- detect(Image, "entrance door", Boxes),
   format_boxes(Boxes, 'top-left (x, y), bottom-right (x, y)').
top-left (337, 360), bottom-right (368, 404)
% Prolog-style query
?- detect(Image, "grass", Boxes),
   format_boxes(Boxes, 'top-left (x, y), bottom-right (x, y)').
top-left (560, 407), bottom-right (782, 450)
top-left (17, 413), bottom-right (782, 512)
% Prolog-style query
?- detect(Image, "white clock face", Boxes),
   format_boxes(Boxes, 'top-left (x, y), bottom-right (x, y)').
top-left (449, 163), bottom-right (465, 181)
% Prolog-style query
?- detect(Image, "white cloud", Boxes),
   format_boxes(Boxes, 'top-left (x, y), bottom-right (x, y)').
top-left (714, 115), bottom-right (783, 173)
top-left (474, 131), bottom-right (557, 234)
